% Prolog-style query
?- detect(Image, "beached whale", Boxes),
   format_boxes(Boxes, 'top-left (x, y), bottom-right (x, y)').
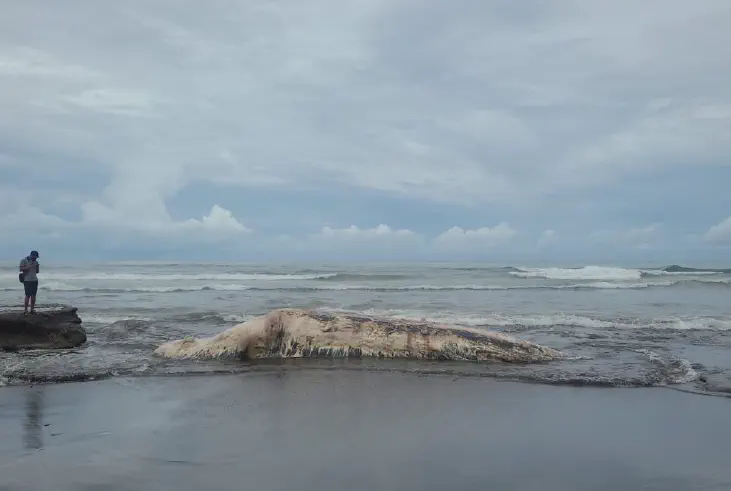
top-left (154, 308), bottom-right (562, 363)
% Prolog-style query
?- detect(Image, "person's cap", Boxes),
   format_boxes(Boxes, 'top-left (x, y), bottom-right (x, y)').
top-left (30, 250), bottom-right (39, 257)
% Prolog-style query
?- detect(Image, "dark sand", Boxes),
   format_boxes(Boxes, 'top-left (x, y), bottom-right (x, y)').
top-left (1, 371), bottom-right (730, 491)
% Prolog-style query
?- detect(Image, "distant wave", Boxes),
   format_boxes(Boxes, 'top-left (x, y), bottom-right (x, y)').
top-left (146, 307), bottom-right (731, 331)
top-left (662, 264), bottom-right (731, 274)
top-left (0, 272), bottom-right (337, 282)
top-left (0, 271), bottom-right (415, 282)
top-left (511, 265), bottom-right (728, 281)
top-left (81, 313), bottom-right (154, 324)
top-left (39, 282), bottom-right (255, 293)
top-left (43, 306), bottom-right (731, 333)
top-left (317, 273), bottom-right (413, 281)
top-left (442, 266), bottom-right (521, 272)
top-left (5, 279), bottom-right (731, 293)
top-left (329, 308), bottom-right (731, 331)
top-left (511, 266), bottom-right (644, 280)
top-left (0, 281), bottom-right (692, 293)
top-left (81, 312), bottom-right (249, 325)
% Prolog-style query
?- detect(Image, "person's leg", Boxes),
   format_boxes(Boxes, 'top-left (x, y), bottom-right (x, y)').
top-left (29, 282), bottom-right (38, 313)
top-left (23, 281), bottom-right (31, 314)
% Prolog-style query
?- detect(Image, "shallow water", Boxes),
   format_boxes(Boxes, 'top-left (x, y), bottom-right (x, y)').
top-left (1, 262), bottom-right (731, 394)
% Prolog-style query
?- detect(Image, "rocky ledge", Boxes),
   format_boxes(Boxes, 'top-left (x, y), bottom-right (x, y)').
top-left (0, 305), bottom-right (87, 351)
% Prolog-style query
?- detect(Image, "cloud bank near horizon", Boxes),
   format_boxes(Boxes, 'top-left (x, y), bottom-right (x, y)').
top-left (2, 0), bottom-right (731, 262)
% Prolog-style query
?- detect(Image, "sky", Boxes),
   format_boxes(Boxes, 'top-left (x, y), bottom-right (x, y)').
top-left (1, 0), bottom-right (731, 264)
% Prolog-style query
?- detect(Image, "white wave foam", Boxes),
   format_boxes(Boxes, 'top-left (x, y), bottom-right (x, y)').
top-left (322, 308), bottom-right (618, 329)
top-left (323, 308), bottom-right (731, 331)
top-left (81, 312), bottom-right (248, 325)
top-left (41, 281), bottom-right (85, 291)
top-left (566, 281), bottom-right (676, 289)
top-left (642, 270), bottom-right (720, 276)
top-left (512, 266), bottom-right (642, 281)
top-left (313, 281), bottom-right (676, 291)
top-left (314, 284), bottom-right (510, 291)
top-left (690, 278), bottom-right (731, 285)
top-left (81, 314), bottom-right (153, 324)
top-left (43, 283), bottom-right (252, 292)
top-left (672, 360), bottom-right (698, 384)
top-left (635, 349), bottom-right (698, 384)
top-left (651, 317), bottom-right (731, 330)
top-left (27, 281), bottom-right (680, 293)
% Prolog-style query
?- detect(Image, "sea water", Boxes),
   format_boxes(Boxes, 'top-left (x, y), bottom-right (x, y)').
top-left (1, 262), bottom-right (730, 394)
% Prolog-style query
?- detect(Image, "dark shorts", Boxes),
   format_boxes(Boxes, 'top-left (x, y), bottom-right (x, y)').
top-left (24, 281), bottom-right (38, 297)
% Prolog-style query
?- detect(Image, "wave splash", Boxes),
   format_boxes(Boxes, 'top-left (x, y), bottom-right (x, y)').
top-left (320, 308), bottom-right (731, 331)
top-left (512, 266), bottom-right (643, 280)
top-left (12, 279), bottom-right (731, 293)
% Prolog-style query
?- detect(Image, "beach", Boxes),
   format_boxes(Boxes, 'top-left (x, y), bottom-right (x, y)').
top-left (2, 261), bottom-right (731, 489)
top-left (3, 0), bottom-right (730, 487)
top-left (2, 371), bottom-right (731, 491)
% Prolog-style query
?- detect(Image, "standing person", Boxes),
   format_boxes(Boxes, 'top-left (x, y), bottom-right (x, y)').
top-left (19, 250), bottom-right (40, 315)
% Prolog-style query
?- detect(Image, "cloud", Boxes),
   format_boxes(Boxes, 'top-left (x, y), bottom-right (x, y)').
top-left (705, 217), bottom-right (731, 244)
top-left (1, 1), bottom-right (730, 260)
top-left (318, 224), bottom-right (417, 240)
top-left (307, 222), bottom-right (520, 258)
top-left (433, 223), bottom-right (516, 250)
top-left (435, 223), bottom-right (516, 243)
top-left (588, 224), bottom-right (665, 250)
top-left (64, 88), bottom-right (160, 117)
top-left (0, 207), bottom-right (70, 232)
top-left (538, 229), bottom-right (558, 247)
top-left (310, 224), bottom-right (425, 258)
top-left (186, 205), bottom-right (249, 233)
top-left (3, 203), bottom-right (248, 250)
top-left (83, 202), bottom-right (249, 238)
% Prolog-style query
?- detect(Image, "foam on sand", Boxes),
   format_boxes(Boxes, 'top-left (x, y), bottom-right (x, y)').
top-left (154, 308), bottom-right (563, 363)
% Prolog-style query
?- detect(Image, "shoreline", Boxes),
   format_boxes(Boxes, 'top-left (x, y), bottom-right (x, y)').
top-left (0, 357), bottom-right (731, 398)
top-left (2, 359), bottom-right (724, 396)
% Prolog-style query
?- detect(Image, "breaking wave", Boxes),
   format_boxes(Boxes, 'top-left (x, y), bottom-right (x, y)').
top-left (79, 312), bottom-right (249, 325)
top-left (10, 280), bottom-right (731, 293)
top-left (74, 308), bottom-right (731, 332)
top-left (634, 349), bottom-right (698, 385)
top-left (0, 272), bottom-right (337, 282)
top-left (512, 266), bottom-right (643, 280)
top-left (324, 308), bottom-right (731, 331)
top-left (511, 265), bottom-right (728, 281)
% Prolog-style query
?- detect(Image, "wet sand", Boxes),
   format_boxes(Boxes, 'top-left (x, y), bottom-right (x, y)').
top-left (1, 371), bottom-right (730, 491)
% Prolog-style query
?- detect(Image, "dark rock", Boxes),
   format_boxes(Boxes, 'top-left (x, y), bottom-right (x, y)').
top-left (0, 305), bottom-right (87, 350)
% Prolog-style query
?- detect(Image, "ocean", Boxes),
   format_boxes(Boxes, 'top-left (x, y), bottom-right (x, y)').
top-left (2, 262), bottom-right (731, 395)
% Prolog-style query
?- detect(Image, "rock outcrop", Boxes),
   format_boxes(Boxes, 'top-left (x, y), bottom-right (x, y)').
top-left (0, 305), bottom-right (87, 350)
top-left (155, 308), bottom-right (562, 363)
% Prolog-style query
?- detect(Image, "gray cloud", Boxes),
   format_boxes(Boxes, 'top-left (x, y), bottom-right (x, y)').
top-left (1, 0), bottom-right (730, 260)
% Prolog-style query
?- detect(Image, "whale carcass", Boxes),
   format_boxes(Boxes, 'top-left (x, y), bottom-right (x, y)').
top-left (154, 309), bottom-right (561, 363)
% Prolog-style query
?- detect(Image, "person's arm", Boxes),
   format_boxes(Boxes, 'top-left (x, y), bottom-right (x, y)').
top-left (19, 260), bottom-right (27, 272)
top-left (36, 262), bottom-right (39, 273)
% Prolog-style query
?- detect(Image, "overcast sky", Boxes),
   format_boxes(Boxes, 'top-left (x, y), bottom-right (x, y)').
top-left (1, 0), bottom-right (731, 264)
